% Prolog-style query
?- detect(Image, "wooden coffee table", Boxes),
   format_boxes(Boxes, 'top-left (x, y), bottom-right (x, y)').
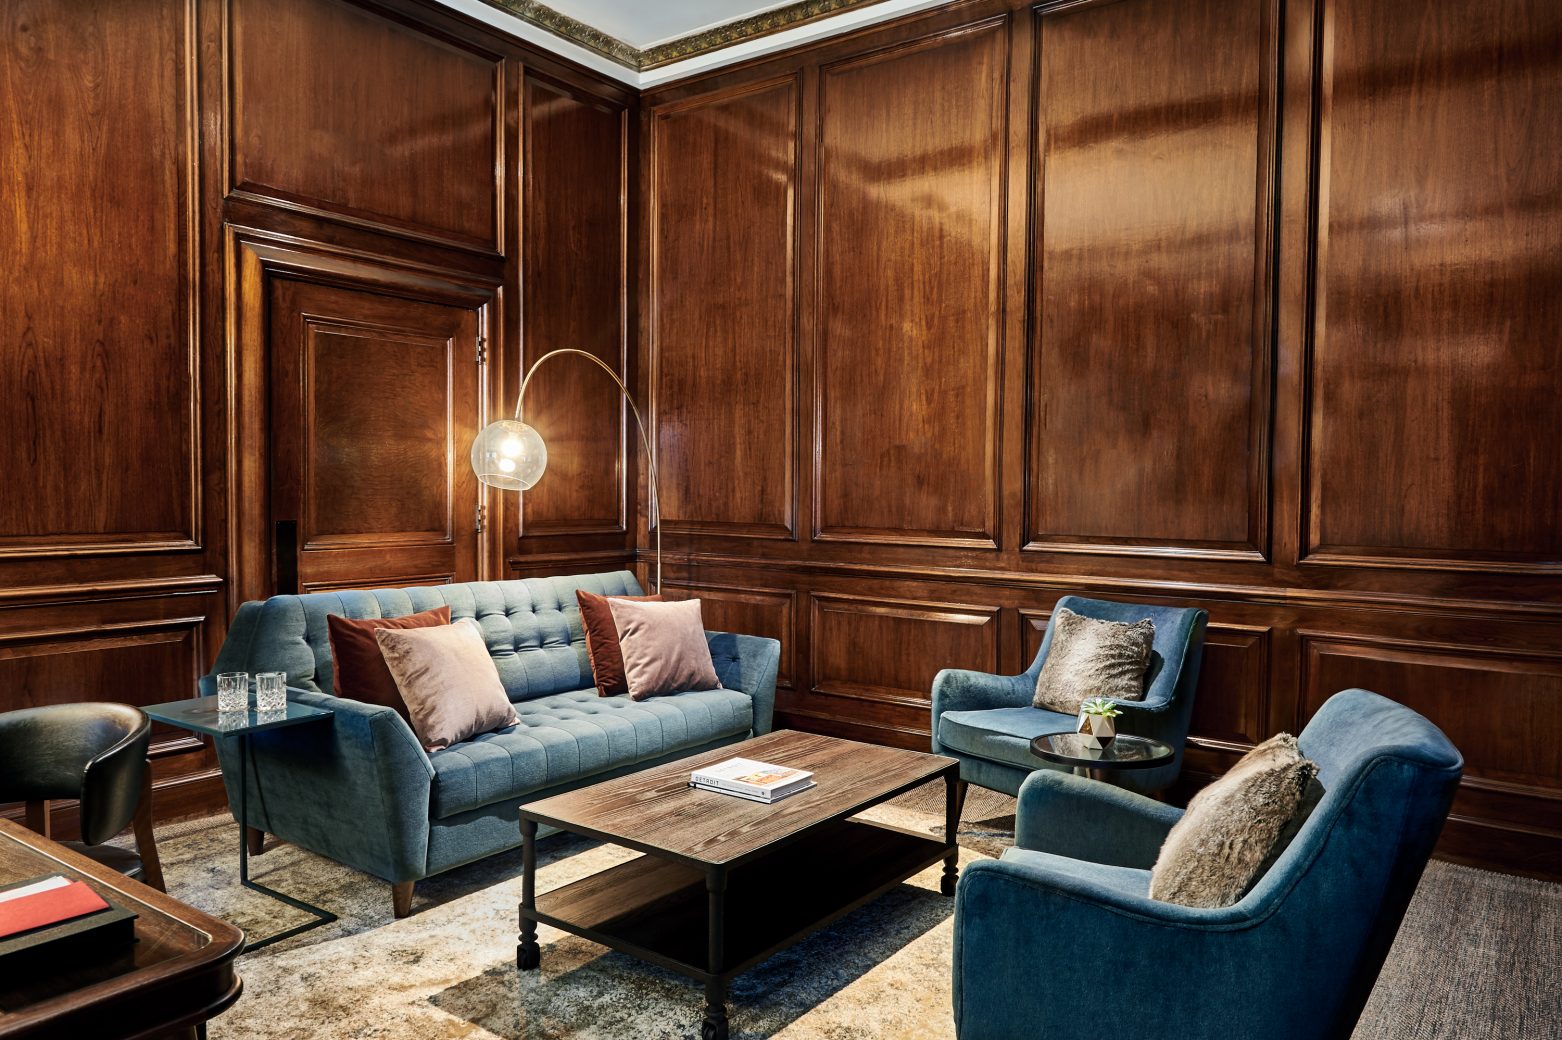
top-left (516, 730), bottom-right (960, 1040)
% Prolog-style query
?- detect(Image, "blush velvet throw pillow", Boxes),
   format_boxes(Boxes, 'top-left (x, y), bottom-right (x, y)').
top-left (1032, 607), bottom-right (1155, 714)
top-left (607, 597), bottom-right (722, 701)
top-left (577, 589), bottom-right (662, 696)
top-left (374, 618), bottom-right (518, 752)
top-left (1148, 732), bottom-right (1320, 908)
top-left (326, 606), bottom-right (452, 720)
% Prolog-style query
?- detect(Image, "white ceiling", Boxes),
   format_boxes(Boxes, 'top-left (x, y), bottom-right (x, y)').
top-left (544, 0), bottom-right (797, 49)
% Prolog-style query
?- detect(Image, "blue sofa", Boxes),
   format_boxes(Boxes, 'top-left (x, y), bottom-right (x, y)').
top-left (932, 596), bottom-right (1207, 798)
top-left (200, 571), bottom-right (781, 916)
top-left (951, 688), bottom-right (1463, 1040)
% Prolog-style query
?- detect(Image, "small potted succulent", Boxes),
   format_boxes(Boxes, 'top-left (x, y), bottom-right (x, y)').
top-left (1076, 697), bottom-right (1122, 749)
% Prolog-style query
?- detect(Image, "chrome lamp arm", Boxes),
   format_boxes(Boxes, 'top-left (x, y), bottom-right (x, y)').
top-left (470, 347), bottom-right (660, 592)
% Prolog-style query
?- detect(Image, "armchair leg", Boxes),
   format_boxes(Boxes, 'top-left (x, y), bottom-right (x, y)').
top-left (132, 761), bottom-right (166, 893)
top-left (392, 881), bottom-right (415, 918)
top-left (245, 826), bottom-right (266, 856)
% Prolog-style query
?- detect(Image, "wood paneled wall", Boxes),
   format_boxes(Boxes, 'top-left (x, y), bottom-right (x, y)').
top-left (641, 0), bottom-right (1562, 878)
top-left (0, 0), bottom-right (634, 834)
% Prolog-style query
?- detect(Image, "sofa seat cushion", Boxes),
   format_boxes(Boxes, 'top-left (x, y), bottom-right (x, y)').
top-left (427, 687), bottom-right (752, 819)
top-left (938, 706), bottom-right (1079, 772)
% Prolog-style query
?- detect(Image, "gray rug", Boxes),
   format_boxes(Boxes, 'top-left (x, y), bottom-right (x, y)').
top-left (132, 786), bottom-right (1560, 1039)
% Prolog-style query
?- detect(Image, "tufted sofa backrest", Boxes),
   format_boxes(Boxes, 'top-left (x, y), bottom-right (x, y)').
top-left (211, 571), bottom-right (643, 703)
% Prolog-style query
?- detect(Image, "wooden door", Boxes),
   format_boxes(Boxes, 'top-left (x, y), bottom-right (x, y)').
top-left (268, 280), bottom-right (482, 595)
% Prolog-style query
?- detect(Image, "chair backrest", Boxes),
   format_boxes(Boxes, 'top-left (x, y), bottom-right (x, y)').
top-left (0, 703), bottom-right (151, 845)
top-left (1244, 688), bottom-right (1463, 1036)
top-left (208, 571), bottom-right (644, 704)
top-left (1026, 595), bottom-right (1208, 709)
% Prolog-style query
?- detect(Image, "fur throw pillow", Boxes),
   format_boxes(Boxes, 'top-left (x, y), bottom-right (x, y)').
top-left (1032, 608), bottom-right (1155, 714)
top-left (1148, 733), bottom-right (1320, 908)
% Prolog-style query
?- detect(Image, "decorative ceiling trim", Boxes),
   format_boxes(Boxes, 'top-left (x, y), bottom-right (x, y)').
top-left (477, 0), bottom-right (891, 72)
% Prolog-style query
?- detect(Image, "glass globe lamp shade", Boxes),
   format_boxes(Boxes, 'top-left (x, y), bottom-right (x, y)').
top-left (470, 419), bottom-right (547, 490)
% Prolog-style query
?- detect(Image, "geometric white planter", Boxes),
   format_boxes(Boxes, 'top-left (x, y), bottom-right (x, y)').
top-left (1075, 709), bottom-right (1118, 750)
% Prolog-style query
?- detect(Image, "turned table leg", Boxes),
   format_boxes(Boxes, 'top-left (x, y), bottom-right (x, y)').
top-left (702, 866), bottom-right (729, 1040)
top-left (517, 818), bottom-right (540, 970)
top-left (942, 772), bottom-right (965, 896)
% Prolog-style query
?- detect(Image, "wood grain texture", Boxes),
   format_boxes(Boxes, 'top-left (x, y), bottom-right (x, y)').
top-left (814, 22), bottom-right (1006, 546)
top-left (268, 277), bottom-right (481, 593)
top-left (0, 0), bottom-right (197, 556)
top-left (1306, 0), bottom-right (1562, 570)
top-left (228, 0), bottom-right (502, 249)
top-left (650, 77), bottom-right (799, 539)
top-left (517, 74), bottom-right (628, 536)
top-left (0, 818), bottom-right (242, 1036)
top-left (520, 729), bottom-right (953, 865)
top-left (811, 593), bottom-right (998, 710)
top-left (1029, 0), bottom-right (1273, 559)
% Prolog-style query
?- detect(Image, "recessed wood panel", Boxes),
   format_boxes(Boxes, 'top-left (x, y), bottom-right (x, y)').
top-left (651, 78), bottom-right (798, 539)
top-left (1021, 611), bottom-right (1268, 747)
top-left (519, 76), bottom-right (628, 536)
top-left (815, 24), bottom-right (1005, 546)
top-left (228, 0), bottom-right (501, 249)
top-left (1302, 635), bottom-right (1562, 793)
top-left (1028, 0), bottom-right (1272, 558)
top-left (663, 583), bottom-right (795, 689)
top-left (0, 0), bottom-right (196, 555)
top-left (1306, 0), bottom-right (1562, 569)
top-left (811, 594), bottom-right (998, 709)
top-left (0, 619), bottom-right (205, 753)
top-left (304, 321), bottom-right (453, 545)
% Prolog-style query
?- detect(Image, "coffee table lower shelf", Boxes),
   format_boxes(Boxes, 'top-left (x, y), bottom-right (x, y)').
top-left (520, 817), bottom-right (951, 1038)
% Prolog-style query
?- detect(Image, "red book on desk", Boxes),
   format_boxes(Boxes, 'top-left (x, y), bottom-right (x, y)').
top-left (0, 878), bottom-right (110, 938)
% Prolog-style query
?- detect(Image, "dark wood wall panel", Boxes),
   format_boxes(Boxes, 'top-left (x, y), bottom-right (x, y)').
top-left (1306, 0), bottom-right (1562, 569)
top-left (228, 0), bottom-right (503, 250)
top-left (0, 0), bottom-right (197, 556)
top-left (1029, 0), bottom-right (1273, 558)
top-left (650, 78), bottom-right (799, 540)
top-left (814, 23), bottom-right (1006, 547)
top-left (642, 0), bottom-right (1562, 877)
top-left (517, 74), bottom-right (628, 537)
top-left (663, 582), bottom-right (796, 691)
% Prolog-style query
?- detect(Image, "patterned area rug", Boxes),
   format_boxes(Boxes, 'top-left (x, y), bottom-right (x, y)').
top-left (133, 786), bottom-right (1558, 1039)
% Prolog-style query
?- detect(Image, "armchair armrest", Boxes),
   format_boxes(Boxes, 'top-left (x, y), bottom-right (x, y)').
top-left (1014, 769), bottom-right (1181, 867)
top-left (213, 685), bottom-right (435, 884)
top-left (931, 668), bottom-right (1036, 751)
top-left (706, 631), bottom-right (781, 735)
top-left (954, 858), bottom-right (1279, 1040)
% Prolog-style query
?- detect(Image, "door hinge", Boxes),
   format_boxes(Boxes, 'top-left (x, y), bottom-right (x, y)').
top-left (476, 335), bottom-right (487, 365)
top-left (474, 504), bottom-right (486, 533)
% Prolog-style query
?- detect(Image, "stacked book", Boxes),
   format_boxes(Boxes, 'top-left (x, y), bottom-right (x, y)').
top-left (690, 758), bottom-right (816, 803)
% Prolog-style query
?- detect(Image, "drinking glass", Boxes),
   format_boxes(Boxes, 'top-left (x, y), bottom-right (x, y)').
top-left (255, 671), bottom-right (288, 713)
top-left (217, 671), bottom-right (250, 714)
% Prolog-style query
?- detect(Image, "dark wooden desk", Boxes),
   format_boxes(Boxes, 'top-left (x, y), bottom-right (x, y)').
top-left (0, 818), bottom-right (244, 1040)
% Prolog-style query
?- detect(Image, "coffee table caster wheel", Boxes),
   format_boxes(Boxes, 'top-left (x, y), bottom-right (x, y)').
top-left (517, 942), bottom-right (540, 970)
top-left (702, 1015), bottom-right (728, 1040)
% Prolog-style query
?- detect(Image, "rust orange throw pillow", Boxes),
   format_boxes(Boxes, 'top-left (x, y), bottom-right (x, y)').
top-left (327, 606), bottom-right (452, 719)
top-left (577, 590), bottom-right (661, 696)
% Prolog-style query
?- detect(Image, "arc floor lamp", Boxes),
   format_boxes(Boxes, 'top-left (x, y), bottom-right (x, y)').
top-left (469, 348), bottom-right (660, 592)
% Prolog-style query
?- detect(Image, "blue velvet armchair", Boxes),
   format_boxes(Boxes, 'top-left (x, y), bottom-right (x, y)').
top-left (951, 688), bottom-right (1463, 1040)
top-left (932, 596), bottom-right (1208, 798)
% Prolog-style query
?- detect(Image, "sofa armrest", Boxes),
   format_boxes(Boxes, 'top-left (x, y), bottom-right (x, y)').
top-left (930, 668), bottom-right (1035, 751)
top-left (214, 686), bottom-right (435, 884)
top-left (706, 631), bottom-right (781, 735)
top-left (1014, 768), bottom-right (1181, 867)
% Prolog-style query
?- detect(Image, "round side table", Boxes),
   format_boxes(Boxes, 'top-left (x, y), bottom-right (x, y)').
top-left (1029, 732), bottom-right (1174, 782)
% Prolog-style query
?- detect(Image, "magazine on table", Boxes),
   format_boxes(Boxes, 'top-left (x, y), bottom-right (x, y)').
top-left (689, 757), bottom-right (816, 803)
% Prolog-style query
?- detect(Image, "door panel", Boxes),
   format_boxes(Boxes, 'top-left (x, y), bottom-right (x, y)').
top-left (269, 280), bottom-right (481, 594)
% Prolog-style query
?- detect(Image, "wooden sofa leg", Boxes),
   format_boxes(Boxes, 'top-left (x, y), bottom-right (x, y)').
top-left (244, 826), bottom-right (266, 856)
top-left (392, 881), bottom-right (415, 919)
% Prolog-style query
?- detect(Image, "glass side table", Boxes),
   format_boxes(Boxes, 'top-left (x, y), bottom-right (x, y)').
top-left (1029, 732), bottom-right (1174, 782)
top-left (143, 696), bottom-right (337, 952)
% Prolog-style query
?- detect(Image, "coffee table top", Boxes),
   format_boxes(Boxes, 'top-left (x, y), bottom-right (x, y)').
top-left (1029, 732), bottom-right (1174, 771)
top-left (519, 730), bottom-right (956, 867)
